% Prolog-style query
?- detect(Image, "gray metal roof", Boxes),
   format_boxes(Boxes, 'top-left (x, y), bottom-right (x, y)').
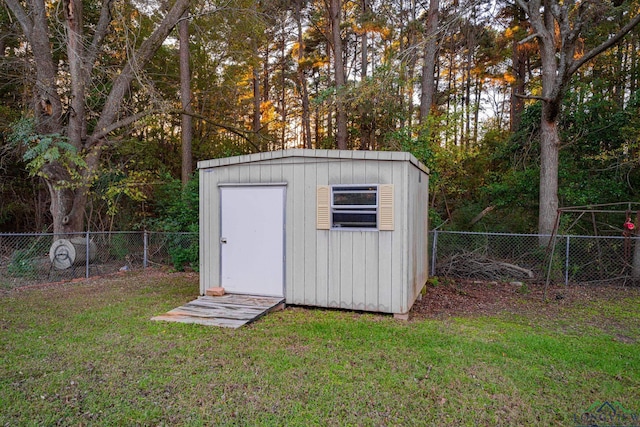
top-left (197, 149), bottom-right (429, 174)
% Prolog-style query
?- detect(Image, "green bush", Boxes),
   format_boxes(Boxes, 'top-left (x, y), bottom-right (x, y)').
top-left (108, 234), bottom-right (129, 260)
top-left (166, 233), bottom-right (199, 272)
top-left (7, 249), bottom-right (37, 278)
top-left (149, 175), bottom-right (199, 271)
top-left (7, 237), bottom-right (50, 278)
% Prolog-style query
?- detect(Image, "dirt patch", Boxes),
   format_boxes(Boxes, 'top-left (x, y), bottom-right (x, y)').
top-left (410, 279), bottom-right (640, 321)
top-left (1, 267), bottom-right (193, 295)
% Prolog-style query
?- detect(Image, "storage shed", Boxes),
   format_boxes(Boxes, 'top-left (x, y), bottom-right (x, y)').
top-left (198, 149), bottom-right (429, 317)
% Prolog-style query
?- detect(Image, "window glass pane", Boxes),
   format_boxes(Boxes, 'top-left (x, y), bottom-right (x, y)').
top-left (334, 185), bottom-right (377, 192)
top-left (332, 212), bottom-right (377, 228)
top-left (333, 192), bottom-right (377, 206)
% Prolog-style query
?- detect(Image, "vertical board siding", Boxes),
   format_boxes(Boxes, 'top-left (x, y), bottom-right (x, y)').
top-left (303, 163), bottom-right (317, 304)
top-left (392, 161), bottom-right (407, 313)
top-left (352, 231), bottom-right (366, 310)
top-left (199, 150), bottom-right (428, 314)
top-left (406, 167), bottom-right (418, 304)
top-left (418, 170), bottom-right (427, 292)
top-left (199, 170), bottom-right (206, 294)
top-left (327, 160), bottom-right (342, 308)
top-left (340, 232), bottom-right (354, 308)
top-left (238, 164), bottom-right (250, 182)
top-left (287, 162), bottom-right (300, 303)
top-left (364, 232), bottom-right (380, 311)
top-left (407, 165), bottom-right (429, 304)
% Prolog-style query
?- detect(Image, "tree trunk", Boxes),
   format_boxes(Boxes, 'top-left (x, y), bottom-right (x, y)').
top-left (538, 106), bottom-right (560, 244)
top-left (295, 0), bottom-right (312, 149)
top-left (330, 0), bottom-right (347, 150)
top-left (47, 182), bottom-right (86, 237)
top-left (252, 40), bottom-right (261, 135)
top-left (280, 30), bottom-right (287, 149)
top-left (361, 0), bottom-right (369, 79)
top-left (179, 11), bottom-right (193, 186)
top-left (358, 0), bottom-right (371, 150)
top-left (464, 30), bottom-right (472, 148)
top-left (419, 0), bottom-right (439, 125)
top-left (532, 1), bottom-right (560, 245)
top-left (510, 36), bottom-right (526, 132)
top-left (64, 0), bottom-right (85, 148)
top-left (631, 35), bottom-right (639, 95)
top-left (473, 76), bottom-right (481, 142)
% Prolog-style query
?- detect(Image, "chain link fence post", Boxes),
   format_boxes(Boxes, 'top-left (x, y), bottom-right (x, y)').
top-left (564, 235), bottom-right (570, 286)
top-left (143, 230), bottom-right (148, 269)
top-left (431, 229), bottom-right (438, 277)
top-left (85, 230), bottom-right (90, 279)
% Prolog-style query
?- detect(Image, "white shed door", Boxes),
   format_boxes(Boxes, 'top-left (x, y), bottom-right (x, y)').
top-left (220, 186), bottom-right (285, 297)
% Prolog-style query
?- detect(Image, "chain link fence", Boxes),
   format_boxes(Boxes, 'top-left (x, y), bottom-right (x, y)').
top-left (2, 230), bottom-right (639, 290)
top-left (0, 231), bottom-right (198, 290)
top-left (430, 230), bottom-right (640, 285)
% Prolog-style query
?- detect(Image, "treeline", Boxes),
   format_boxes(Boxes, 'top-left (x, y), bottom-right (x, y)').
top-left (1, 0), bottom-right (639, 234)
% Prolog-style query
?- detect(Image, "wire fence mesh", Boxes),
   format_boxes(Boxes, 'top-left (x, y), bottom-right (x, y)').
top-left (430, 230), bottom-right (640, 286)
top-left (1, 230), bottom-right (638, 290)
top-left (0, 231), bottom-right (199, 290)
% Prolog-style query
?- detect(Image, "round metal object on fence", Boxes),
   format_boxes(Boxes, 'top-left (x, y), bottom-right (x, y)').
top-left (49, 238), bottom-right (97, 270)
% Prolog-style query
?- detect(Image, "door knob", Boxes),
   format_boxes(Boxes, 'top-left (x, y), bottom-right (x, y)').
top-left (220, 238), bottom-right (227, 244)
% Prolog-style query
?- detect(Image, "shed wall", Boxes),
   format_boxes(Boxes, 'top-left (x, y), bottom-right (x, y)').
top-left (406, 165), bottom-right (430, 303)
top-left (199, 150), bottom-right (428, 314)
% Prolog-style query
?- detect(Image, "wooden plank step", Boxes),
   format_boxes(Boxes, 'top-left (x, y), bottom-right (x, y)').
top-left (167, 305), bottom-right (266, 320)
top-left (184, 301), bottom-right (276, 313)
top-left (197, 294), bottom-right (284, 307)
top-left (151, 294), bottom-right (285, 328)
top-left (186, 299), bottom-right (272, 310)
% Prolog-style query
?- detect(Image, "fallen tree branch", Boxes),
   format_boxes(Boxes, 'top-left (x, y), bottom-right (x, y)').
top-left (469, 205), bottom-right (495, 226)
top-left (436, 251), bottom-right (535, 281)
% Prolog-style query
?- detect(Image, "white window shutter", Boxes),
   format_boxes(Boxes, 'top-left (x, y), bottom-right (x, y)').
top-left (317, 185), bottom-right (330, 229)
top-left (378, 184), bottom-right (394, 231)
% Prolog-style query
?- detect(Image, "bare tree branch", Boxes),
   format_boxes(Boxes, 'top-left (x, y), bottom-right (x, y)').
top-left (3, 0), bottom-right (32, 39)
top-left (88, 111), bottom-right (156, 144)
top-left (85, 0), bottom-right (115, 78)
top-left (518, 33), bottom-right (539, 44)
top-left (568, 12), bottom-right (640, 75)
top-left (514, 93), bottom-right (552, 102)
top-left (91, 0), bottom-right (191, 146)
top-left (5, 0), bottom-right (63, 134)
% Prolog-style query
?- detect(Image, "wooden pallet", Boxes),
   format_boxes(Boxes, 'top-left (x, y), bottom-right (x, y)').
top-left (151, 294), bottom-right (285, 328)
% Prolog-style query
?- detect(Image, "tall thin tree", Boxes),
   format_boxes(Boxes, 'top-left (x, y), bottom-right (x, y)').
top-left (294, 0), bottom-right (312, 148)
top-left (179, 10), bottom-right (193, 186)
top-left (330, 0), bottom-right (348, 149)
top-left (419, 0), bottom-right (439, 125)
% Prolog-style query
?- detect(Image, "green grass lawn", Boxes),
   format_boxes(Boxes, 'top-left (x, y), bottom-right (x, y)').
top-left (1, 271), bottom-right (639, 426)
